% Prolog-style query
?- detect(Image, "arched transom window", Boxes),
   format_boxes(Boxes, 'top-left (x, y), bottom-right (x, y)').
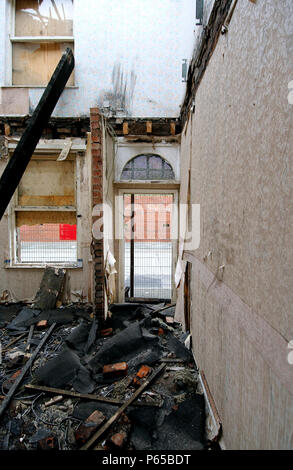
top-left (121, 154), bottom-right (175, 181)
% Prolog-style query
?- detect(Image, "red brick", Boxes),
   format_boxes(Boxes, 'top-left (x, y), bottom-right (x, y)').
top-left (75, 410), bottom-right (105, 445)
top-left (92, 142), bottom-right (101, 150)
top-left (103, 362), bottom-right (128, 378)
top-left (3, 370), bottom-right (22, 391)
top-left (101, 328), bottom-right (113, 337)
top-left (90, 108), bottom-right (100, 116)
top-left (110, 432), bottom-right (127, 448)
top-left (132, 365), bottom-right (152, 387)
top-left (39, 436), bottom-right (56, 450)
top-left (37, 320), bottom-right (48, 329)
top-left (136, 365), bottom-right (152, 379)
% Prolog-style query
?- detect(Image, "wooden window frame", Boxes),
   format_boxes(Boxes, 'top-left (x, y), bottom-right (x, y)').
top-left (6, 142), bottom-right (85, 269)
top-left (10, 0), bottom-right (74, 87)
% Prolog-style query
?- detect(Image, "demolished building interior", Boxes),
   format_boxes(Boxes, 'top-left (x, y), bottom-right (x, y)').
top-left (0, 0), bottom-right (292, 453)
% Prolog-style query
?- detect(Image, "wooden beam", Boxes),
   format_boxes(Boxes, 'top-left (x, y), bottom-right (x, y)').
top-left (146, 121), bottom-right (152, 134)
top-left (170, 121), bottom-right (176, 135)
top-left (81, 364), bottom-right (166, 450)
top-left (123, 122), bottom-right (129, 135)
top-left (0, 48), bottom-right (74, 220)
top-left (24, 384), bottom-right (161, 407)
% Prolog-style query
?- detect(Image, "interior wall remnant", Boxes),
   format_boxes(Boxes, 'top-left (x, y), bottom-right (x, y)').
top-left (178, 0), bottom-right (293, 450)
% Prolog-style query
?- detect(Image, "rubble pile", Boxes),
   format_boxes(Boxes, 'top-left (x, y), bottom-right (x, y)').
top-left (0, 299), bottom-right (206, 450)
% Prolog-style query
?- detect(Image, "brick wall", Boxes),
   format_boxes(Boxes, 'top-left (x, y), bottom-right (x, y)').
top-left (90, 108), bottom-right (104, 320)
top-left (124, 194), bottom-right (172, 242)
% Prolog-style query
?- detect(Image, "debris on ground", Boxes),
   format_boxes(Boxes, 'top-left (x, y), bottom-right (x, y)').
top-left (0, 296), bottom-right (208, 450)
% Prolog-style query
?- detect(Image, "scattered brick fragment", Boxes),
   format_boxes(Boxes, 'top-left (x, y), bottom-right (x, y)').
top-left (101, 328), bottom-right (113, 337)
top-left (3, 370), bottom-right (22, 391)
top-left (103, 362), bottom-right (128, 378)
top-left (110, 432), bottom-right (127, 448)
top-left (39, 436), bottom-right (56, 450)
top-left (133, 365), bottom-right (152, 387)
top-left (75, 410), bottom-right (105, 445)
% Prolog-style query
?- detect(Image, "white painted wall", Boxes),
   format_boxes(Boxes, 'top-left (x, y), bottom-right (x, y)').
top-left (115, 139), bottom-right (180, 181)
top-left (1, 0), bottom-right (196, 118)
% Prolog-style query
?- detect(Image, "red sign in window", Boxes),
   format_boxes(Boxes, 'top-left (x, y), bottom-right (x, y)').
top-left (59, 224), bottom-right (77, 241)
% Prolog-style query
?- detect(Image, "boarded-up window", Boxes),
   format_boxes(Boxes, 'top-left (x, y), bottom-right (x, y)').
top-left (18, 159), bottom-right (75, 207)
top-left (15, 0), bottom-right (74, 37)
top-left (12, 0), bottom-right (74, 86)
top-left (14, 155), bottom-right (77, 264)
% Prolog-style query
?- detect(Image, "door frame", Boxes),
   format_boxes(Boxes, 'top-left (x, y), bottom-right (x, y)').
top-left (116, 187), bottom-right (179, 303)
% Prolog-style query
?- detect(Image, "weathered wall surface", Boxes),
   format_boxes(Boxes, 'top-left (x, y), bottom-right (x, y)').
top-left (0, 0), bottom-right (196, 118)
top-left (179, 0), bottom-right (293, 449)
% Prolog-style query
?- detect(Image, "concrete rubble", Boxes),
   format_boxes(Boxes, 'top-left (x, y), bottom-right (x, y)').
top-left (0, 297), bottom-right (211, 451)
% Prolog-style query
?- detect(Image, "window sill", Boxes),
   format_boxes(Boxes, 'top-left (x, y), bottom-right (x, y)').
top-left (5, 263), bottom-right (83, 269)
top-left (6, 85), bottom-right (78, 89)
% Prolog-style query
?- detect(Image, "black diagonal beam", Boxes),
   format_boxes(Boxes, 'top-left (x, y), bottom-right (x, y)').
top-left (0, 48), bottom-right (74, 220)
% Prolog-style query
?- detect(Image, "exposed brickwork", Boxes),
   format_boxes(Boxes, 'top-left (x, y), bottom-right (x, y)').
top-left (90, 108), bottom-right (104, 320)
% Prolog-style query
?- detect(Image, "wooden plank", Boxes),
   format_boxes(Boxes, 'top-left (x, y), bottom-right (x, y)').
top-left (146, 121), bottom-right (152, 134)
top-left (1, 333), bottom-right (27, 354)
top-left (0, 323), bottom-right (56, 420)
top-left (123, 122), bottom-right (129, 135)
top-left (25, 325), bottom-right (34, 352)
top-left (81, 364), bottom-right (166, 450)
top-left (0, 48), bottom-right (74, 220)
top-left (24, 383), bottom-right (162, 408)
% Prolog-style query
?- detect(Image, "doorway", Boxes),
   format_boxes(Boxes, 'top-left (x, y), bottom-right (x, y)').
top-left (119, 190), bottom-right (178, 302)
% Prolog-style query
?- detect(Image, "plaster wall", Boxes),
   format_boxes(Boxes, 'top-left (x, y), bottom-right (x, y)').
top-left (179, 0), bottom-right (293, 449)
top-left (0, 0), bottom-right (196, 118)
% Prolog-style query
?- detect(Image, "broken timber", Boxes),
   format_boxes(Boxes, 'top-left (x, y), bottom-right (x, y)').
top-left (81, 364), bottom-right (166, 450)
top-left (0, 323), bottom-right (56, 420)
top-left (0, 48), bottom-right (74, 220)
top-left (24, 384), bottom-right (162, 407)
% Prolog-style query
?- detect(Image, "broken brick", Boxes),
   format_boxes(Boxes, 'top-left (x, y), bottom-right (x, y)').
top-left (165, 316), bottom-right (174, 324)
top-left (3, 370), bottom-right (22, 391)
top-left (132, 365), bottom-right (152, 387)
top-left (101, 328), bottom-right (113, 337)
top-left (103, 362), bottom-right (128, 378)
top-left (37, 320), bottom-right (48, 329)
top-left (39, 436), bottom-right (56, 450)
top-left (75, 410), bottom-right (105, 445)
top-left (136, 365), bottom-right (152, 379)
top-left (110, 432), bottom-right (127, 448)
top-left (158, 327), bottom-right (164, 336)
